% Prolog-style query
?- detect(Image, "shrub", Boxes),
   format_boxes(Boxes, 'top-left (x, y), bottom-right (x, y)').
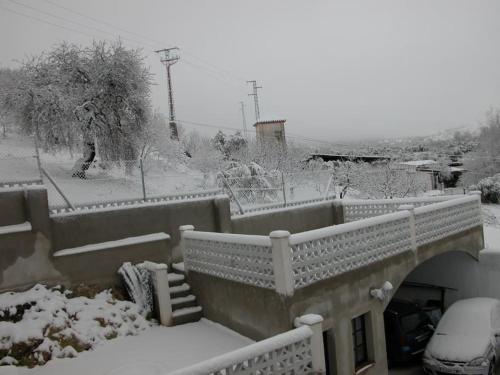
top-left (474, 174), bottom-right (500, 203)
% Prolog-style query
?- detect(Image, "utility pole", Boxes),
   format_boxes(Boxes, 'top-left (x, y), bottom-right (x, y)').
top-left (155, 47), bottom-right (180, 140)
top-left (239, 101), bottom-right (248, 139)
top-left (247, 80), bottom-right (262, 122)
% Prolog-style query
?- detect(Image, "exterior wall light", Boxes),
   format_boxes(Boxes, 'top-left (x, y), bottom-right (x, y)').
top-left (370, 281), bottom-right (393, 301)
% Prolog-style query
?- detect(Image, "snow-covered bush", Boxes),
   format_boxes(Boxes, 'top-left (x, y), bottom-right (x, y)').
top-left (218, 161), bottom-right (278, 205)
top-left (0, 284), bottom-right (153, 368)
top-left (474, 174), bottom-right (500, 203)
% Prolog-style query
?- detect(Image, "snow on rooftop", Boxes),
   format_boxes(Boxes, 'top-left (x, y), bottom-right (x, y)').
top-left (399, 160), bottom-right (437, 166)
top-left (254, 115), bottom-right (286, 124)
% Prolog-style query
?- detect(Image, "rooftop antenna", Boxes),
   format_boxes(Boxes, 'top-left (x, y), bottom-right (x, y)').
top-left (155, 47), bottom-right (180, 140)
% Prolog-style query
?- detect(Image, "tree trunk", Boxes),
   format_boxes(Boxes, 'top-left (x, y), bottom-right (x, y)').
top-left (71, 141), bottom-right (96, 179)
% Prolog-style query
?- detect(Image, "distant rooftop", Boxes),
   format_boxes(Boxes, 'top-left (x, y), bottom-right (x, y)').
top-left (399, 160), bottom-right (437, 167)
top-left (253, 115), bottom-right (286, 126)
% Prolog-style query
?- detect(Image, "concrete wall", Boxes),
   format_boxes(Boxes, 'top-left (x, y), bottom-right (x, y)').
top-left (403, 241), bottom-right (500, 307)
top-left (0, 187), bottom-right (233, 291)
top-left (231, 201), bottom-right (341, 235)
top-left (0, 189), bottom-right (26, 226)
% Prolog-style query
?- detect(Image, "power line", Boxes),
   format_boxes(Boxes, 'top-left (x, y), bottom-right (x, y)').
top-left (40, 0), bottom-right (164, 46)
top-left (0, 3), bottom-right (111, 41)
top-left (41, 0), bottom-right (246, 84)
top-left (5, 0), bottom-right (158, 49)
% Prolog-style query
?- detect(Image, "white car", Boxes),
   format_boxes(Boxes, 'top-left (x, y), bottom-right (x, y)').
top-left (423, 298), bottom-right (500, 375)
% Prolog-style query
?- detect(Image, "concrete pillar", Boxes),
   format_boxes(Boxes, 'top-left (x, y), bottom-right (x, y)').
top-left (332, 200), bottom-right (344, 225)
top-left (269, 230), bottom-right (294, 296)
top-left (398, 204), bottom-right (416, 252)
top-left (24, 187), bottom-right (51, 240)
top-left (179, 225), bottom-right (194, 274)
top-left (294, 314), bottom-right (326, 373)
top-left (213, 195), bottom-right (232, 233)
top-left (139, 261), bottom-right (172, 326)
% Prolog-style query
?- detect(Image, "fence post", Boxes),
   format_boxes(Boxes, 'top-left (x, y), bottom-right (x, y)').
top-left (332, 199), bottom-right (344, 225)
top-left (324, 173), bottom-right (334, 200)
top-left (398, 204), bottom-right (416, 251)
top-left (139, 158), bottom-right (147, 201)
top-left (294, 314), bottom-right (326, 373)
top-left (270, 230), bottom-right (294, 296)
top-left (281, 172), bottom-right (287, 207)
top-left (179, 225), bottom-right (195, 274)
top-left (41, 167), bottom-right (75, 210)
top-left (221, 176), bottom-right (244, 215)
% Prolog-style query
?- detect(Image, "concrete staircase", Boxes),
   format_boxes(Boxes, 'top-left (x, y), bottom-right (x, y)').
top-left (168, 265), bottom-right (202, 325)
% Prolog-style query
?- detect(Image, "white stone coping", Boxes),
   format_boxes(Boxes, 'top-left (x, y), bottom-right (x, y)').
top-left (53, 232), bottom-right (170, 257)
top-left (0, 222), bottom-right (32, 235)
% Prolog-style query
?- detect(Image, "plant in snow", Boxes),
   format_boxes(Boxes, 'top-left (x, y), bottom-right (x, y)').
top-left (461, 109), bottom-right (500, 186)
top-left (4, 41), bottom-right (152, 178)
top-left (218, 161), bottom-right (278, 205)
top-left (118, 262), bottom-right (153, 318)
top-left (473, 173), bottom-right (500, 203)
top-left (0, 284), bottom-right (153, 367)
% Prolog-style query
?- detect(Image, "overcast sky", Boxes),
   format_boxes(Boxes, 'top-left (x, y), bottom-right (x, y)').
top-left (1, 0), bottom-right (500, 143)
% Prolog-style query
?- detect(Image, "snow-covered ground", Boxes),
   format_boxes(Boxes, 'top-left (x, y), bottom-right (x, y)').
top-left (0, 283), bottom-right (252, 375)
top-left (3, 320), bottom-right (252, 375)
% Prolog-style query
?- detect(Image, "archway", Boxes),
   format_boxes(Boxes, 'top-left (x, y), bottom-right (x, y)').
top-left (385, 250), bottom-right (479, 375)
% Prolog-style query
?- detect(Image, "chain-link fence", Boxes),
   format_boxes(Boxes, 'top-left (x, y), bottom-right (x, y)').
top-left (221, 170), bottom-right (337, 214)
top-left (0, 134), bottom-right (42, 188)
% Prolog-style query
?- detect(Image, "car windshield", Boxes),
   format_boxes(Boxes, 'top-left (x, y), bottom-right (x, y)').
top-left (400, 312), bottom-right (428, 333)
top-left (436, 301), bottom-right (492, 337)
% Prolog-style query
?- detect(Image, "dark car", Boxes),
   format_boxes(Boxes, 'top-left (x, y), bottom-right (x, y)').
top-left (384, 299), bottom-right (435, 366)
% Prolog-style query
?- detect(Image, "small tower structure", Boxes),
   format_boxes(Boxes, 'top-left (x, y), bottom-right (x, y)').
top-left (253, 117), bottom-right (287, 149)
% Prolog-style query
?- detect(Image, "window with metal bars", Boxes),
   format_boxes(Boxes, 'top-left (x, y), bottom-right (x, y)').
top-left (352, 314), bottom-right (369, 368)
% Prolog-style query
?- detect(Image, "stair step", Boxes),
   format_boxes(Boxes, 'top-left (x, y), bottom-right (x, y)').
top-left (169, 283), bottom-right (190, 298)
top-left (0, 222), bottom-right (32, 236)
top-left (167, 273), bottom-right (185, 286)
top-left (171, 294), bottom-right (197, 310)
top-left (172, 306), bottom-right (203, 325)
top-left (172, 262), bottom-right (185, 274)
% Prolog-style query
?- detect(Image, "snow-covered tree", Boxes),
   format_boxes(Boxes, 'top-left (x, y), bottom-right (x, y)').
top-left (462, 109), bottom-right (500, 186)
top-left (6, 41), bottom-right (152, 178)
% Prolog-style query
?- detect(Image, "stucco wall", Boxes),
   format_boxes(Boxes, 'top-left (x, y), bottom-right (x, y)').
top-left (231, 201), bottom-right (339, 235)
top-left (0, 188), bottom-right (232, 291)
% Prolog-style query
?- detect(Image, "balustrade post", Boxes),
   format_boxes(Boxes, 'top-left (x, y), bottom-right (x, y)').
top-left (179, 225), bottom-right (195, 274)
top-left (294, 314), bottom-right (326, 373)
top-left (138, 261), bottom-right (173, 326)
top-left (270, 230), bottom-right (294, 296)
top-left (398, 204), bottom-right (417, 251)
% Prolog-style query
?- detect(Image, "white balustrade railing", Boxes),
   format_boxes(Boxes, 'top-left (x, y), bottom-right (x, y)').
top-left (169, 314), bottom-right (326, 375)
top-left (342, 195), bottom-right (460, 223)
top-left (414, 195), bottom-right (482, 246)
top-left (181, 194), bottom-right (483, 295)
top-left (182, 229), bottom-right (276, 289)
top-left (289, 211), bottom-right (414, 289)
